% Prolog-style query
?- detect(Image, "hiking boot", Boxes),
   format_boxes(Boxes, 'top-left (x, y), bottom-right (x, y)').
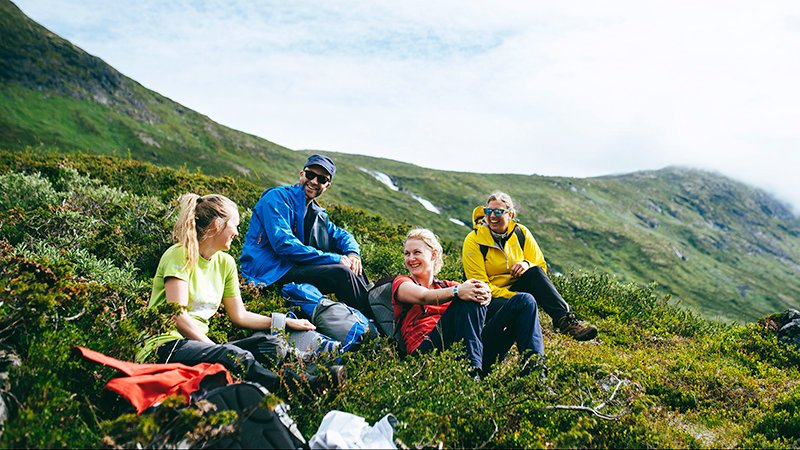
top-left (327, 365), bottom-right (348, 388)
top-left (468, 366), bottom-right (482, 382)
top-left (556, 313), bottom-right (598, 341)
top-left (281, 364), bottom-right (346, 394)
top-left (307, 364), bottom-right (347, 392)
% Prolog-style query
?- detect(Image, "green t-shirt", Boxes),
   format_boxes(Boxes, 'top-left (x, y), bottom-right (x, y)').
top-left (135, 244), bottom-right (241, 362)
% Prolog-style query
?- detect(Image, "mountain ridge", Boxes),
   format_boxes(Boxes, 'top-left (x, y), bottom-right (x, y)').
top-left (1, 0), bottom-right (799, 322)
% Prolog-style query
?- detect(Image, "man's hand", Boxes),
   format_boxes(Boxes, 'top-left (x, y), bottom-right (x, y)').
top-left (510, 260), bottom-right (531, 278)
top-left (340, 254), bottom-right (363, 276)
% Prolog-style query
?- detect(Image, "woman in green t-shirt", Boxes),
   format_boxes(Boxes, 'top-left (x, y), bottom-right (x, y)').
top-left (139, 193), bottom-right (317, 392)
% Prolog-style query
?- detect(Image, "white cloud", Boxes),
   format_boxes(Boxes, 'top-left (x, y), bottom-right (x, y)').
top-left (14, 0), bottom-right (800, 213)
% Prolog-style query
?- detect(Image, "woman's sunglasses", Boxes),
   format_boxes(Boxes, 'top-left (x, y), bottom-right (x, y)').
top-left (484, 208), bottom-right (508, 216)
top-left (303, 169), bottom-right (331, 184)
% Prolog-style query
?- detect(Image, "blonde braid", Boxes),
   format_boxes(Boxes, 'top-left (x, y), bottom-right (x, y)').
top-left (173, 193), bottom-right (201, 269)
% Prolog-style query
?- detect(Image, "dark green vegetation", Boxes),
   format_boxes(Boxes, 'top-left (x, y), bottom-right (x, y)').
top-left (2, 1), bottom-right (800, 445)
top-left (1, 0), bottom-right (799, 322)
top-left (1, 151), bottom-right (799, 448)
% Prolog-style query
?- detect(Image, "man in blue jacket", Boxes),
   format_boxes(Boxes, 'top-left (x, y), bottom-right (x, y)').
top-left (240, 155), bottom-right (372, 317)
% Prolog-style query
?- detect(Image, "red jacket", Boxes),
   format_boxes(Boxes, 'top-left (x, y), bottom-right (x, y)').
top-left (391, 276), bottom-right (457, 353)
top-left (77, 346), bottom-right (233, 414)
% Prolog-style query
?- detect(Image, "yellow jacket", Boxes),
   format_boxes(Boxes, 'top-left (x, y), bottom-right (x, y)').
top-left (462, 205), bottom-right (547, 299)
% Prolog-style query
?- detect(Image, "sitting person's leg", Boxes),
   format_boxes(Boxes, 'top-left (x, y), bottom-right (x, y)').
top-left (481, 297), bottom-right (514, 373)
top-left (156, 340), bottom-right (280, 392)
top-left (278, 264), bottom-right (371, 318)
top-left (481, 293), bottom-right (544, 375)
top-left (510, 266), bottom-right (570, 323)
top-left (511, 266), bottom-right (597, 341)
top-left (416, 299), bottom-right (486, 372)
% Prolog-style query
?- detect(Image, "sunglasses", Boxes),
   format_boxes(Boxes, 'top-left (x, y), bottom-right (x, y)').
top-left (484, 208), bottom-right (508, 217)
top-left (303, 169), bottom-right (331, 184)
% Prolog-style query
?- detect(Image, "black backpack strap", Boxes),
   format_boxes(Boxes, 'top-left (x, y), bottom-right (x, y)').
top-left (394, 304), bottom-right (411, 356)
top-left (432, 279), bottom-right (449, 289)
top-left (513, 225), bottom-right (526, 249)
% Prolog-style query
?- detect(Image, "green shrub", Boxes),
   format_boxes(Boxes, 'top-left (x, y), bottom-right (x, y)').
top-left (554, 271), bottom-right (717, 341)
top-left (0, 171), bottom-right (59, 211)
top-left (751, 386), bottom-right (800, 445)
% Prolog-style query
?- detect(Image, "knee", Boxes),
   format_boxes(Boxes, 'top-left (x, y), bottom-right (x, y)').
top-left (463, 299), bottom-right (487, 312)
top-left (326, 264), bottom-right (358, 282)
top-left (512, 293), bottom-right (538, 312)
top-left (520, 265), bottom-right (547, 283)
top-left (453, 298), bottom-right (486, 317)
top-left (221, 344), bottom-right (256, 367)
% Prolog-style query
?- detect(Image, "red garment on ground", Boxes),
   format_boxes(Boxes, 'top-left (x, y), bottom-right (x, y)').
top-left (76, 346), bottom-right (233, 414)
top-left (391, 276), bottom-right (457, 353)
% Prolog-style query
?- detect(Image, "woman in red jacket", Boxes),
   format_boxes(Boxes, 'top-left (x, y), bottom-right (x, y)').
top-left (392, 228), bottom-right (544, 376)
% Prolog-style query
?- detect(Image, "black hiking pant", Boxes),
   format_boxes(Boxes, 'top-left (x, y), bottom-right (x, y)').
top-left (509, 266), bottom-right (571, 325)
top-left (277, 263), bottom-right (372, 319)
top-left (156, 340), bottom-right (280, 392)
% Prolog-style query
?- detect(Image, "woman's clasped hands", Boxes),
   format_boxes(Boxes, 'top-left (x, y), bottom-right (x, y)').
top-left (457, 278), bottom-right (492, 306)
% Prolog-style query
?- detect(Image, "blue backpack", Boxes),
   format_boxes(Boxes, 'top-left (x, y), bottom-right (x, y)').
top-left (281, 283), bottom-right (377, 352)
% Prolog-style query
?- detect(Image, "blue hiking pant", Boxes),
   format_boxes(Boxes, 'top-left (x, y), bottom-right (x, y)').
top-left (482, 293), bottom-right (544, 375)
top-left (415, 299), bottom-right (486, 370)
top-left (415, 294), bottom-right (544, 374)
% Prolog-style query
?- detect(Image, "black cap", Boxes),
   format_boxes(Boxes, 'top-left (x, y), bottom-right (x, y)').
top-left (304, 154), bottom-right (336, 178)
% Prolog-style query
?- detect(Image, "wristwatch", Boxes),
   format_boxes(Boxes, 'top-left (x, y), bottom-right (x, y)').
top-left (452, 285), bottom-right (459, 299)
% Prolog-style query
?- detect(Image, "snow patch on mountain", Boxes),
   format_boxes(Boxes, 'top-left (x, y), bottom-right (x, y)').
top-left (359, 167), bottom-right (399, 191)
top-left (449, 218), bottom-right (467, 227)
top-left (361, 167), bottom-right (441, 214)
top-left (411, 194), bottom-right (440, 214)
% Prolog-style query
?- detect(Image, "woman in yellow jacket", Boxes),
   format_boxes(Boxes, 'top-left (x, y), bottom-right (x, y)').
top-left (462, 192), bottom-right (597, 343)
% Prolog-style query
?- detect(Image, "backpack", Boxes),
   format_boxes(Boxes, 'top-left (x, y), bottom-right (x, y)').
top-left (281, 283), bottom-right (376, 352)
top-left (366, 276), bottom-right (406, 353)
top-left (197, 381), bottom-right (305, 449)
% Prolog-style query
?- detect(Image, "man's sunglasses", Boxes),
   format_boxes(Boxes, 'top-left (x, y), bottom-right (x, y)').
top-left (303, 169), bottom-right (331, 184)
top-left (484, 208), bottom-right (508, 216)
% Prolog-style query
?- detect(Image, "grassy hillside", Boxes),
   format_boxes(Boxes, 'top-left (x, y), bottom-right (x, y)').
top-left (1, 0), bottom-right (799, 323)
top-left (1, 152), bottom-right (799, 448)
top-left (0, 0), bottom-right (303, 184)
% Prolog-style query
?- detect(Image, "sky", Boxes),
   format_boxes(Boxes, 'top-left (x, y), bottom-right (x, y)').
top-left (14, 1), bottom-right (800, 214)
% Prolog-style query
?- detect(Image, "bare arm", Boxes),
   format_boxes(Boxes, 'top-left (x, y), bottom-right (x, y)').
top-left (164, 277), bottom-right (214, 344)
top-left (222, 296), bottom-right (315, 331)
top-left (395, 278), bottom-right (491, 306)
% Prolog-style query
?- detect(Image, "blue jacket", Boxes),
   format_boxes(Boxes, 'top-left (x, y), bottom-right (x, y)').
top-left (240, 184), bottom-right (360, 286)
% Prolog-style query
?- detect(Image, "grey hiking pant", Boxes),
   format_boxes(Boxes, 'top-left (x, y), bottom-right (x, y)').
top-left (156, 339), bottom-right (281, 392)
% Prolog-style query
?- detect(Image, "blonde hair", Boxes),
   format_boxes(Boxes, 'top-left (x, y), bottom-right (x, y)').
top-left (173, 193), bottom-right (238, 268)
top-left (405, 228), bottom-right (444, 275)
top-left (486, 191), bottom-right (516, 215)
